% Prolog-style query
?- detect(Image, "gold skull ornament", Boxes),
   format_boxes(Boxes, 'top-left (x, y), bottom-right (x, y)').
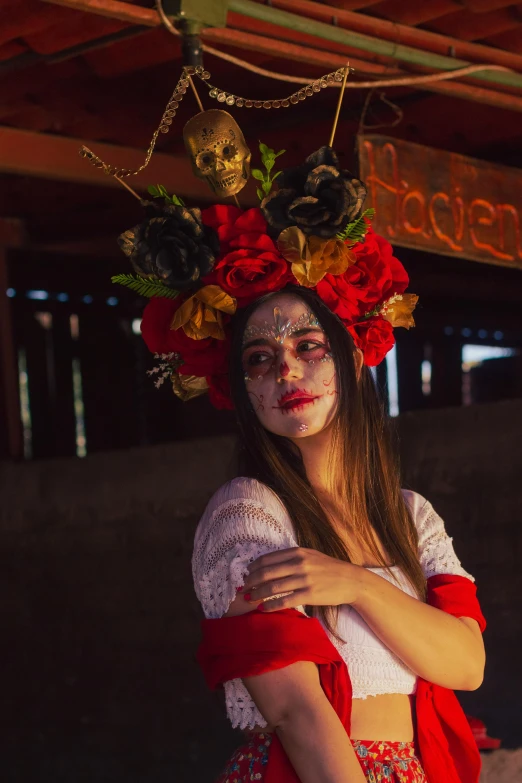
top-left (183, 109), bottom-right (251, 198)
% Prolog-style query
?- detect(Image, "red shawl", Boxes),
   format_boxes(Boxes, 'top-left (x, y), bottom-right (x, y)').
top-left (197, 574), bottom-right (486, 783)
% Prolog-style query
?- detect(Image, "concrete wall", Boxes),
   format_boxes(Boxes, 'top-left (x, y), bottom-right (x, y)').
top-left (397, 399), bottom-right (522, 750)
top-left (1, 399), bottom-right (521, 782)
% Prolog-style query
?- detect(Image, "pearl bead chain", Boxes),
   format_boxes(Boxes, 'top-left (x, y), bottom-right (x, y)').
top-left (199, 68), bottom-right (347, 110)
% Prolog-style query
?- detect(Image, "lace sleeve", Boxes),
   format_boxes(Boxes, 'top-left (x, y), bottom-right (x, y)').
top-left (407, 492), bottom-right (474, 582)
top-left (192, 478), bottom-right (300, 730)
top-left (192, 480), bottom-right (299, 619)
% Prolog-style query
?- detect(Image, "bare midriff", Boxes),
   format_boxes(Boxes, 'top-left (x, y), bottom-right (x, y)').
top-left (242, 693), bottom-right (415, 742)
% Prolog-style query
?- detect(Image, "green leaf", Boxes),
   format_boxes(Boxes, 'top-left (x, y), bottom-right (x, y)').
top-left (259, 142), bottom-right (269, 156)
top-left (260, 145), bottom-right (277, 168)
top-left (364, 305), bottom-right (380, 319)
top-left (272, 171), bottom-right (282, 181)
top-left (274, 149), bottom-right (286, 158)
top-left (265, 159), bottom-right (274, 173)
top-left (336, 208), bottom-right (375, 243)
top-left (251, 168), bottom-right (265, 181)
top-left (147, 185), bottom-right (160, 197)
top-left (262, 180), bottom-right (272, 195)
top-left (256, 187), bottom-right (265, 201)
top-left (170, 194), bottom-right (185, 207)
top-left (111, 274), bottom-right (180, 300)
top-left (158, 185), bottom-right (169, 198)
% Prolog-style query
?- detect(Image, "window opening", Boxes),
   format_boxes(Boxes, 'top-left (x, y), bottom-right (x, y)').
top-left (17, 348), bottom-right (33, 459)
top-left (462, 344), bottom-right (518, 406)
top-left (385, 344), bottom-right (399, 417)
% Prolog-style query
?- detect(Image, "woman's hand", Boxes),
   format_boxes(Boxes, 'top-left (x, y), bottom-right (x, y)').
top-left (240, 547), bottom-right (363, 612)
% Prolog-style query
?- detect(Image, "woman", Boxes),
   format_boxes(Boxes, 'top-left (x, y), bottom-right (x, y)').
top-left (191, 285), bottom-right (485, 783)
top-left (119, 143), bottom-right (486, 782)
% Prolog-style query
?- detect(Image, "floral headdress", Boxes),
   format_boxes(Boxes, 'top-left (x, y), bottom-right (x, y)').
top-left (111, 70), bottom-right (418, 410)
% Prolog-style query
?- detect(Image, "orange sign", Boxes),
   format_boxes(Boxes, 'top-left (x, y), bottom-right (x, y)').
top-left (358, 135), bottom-right (522, 269)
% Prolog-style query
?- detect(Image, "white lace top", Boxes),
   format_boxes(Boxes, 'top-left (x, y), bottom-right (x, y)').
top-left (192, 477), bottom-right (474, 730)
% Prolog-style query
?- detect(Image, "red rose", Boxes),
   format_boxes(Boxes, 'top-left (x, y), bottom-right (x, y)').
top-left (207, 373), bottom-right (234, 410)
top-left (316, 270), bottom-right (361, 323)
top-left (141, 296), bottom-right (229, 376)
top-left (202, 206), bottom-right (269, 255)
top-left (201, 205), bottom-right (291, 308)
top-left (348, 316), bottom-right (395, 366)
top-left (352, 225), bottom-right (409, 301)
top-left (201, 206), bottom-right (291, 307)
top-left (316, 227), bottom-right (409, 323)
top-left (205, 245), bottom-right (291, 308)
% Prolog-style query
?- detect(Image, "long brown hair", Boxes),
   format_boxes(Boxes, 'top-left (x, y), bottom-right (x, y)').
top-left (229, 285), bottom-right (425, 642)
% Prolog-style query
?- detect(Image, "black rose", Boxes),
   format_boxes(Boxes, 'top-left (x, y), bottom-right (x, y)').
top-left (118, 200), bottom-right (219, 290)
top-left (261, 146), bottom-right (367, 239)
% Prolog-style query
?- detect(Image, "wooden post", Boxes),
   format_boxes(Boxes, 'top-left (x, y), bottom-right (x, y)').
top-left (430, 334), bottom-right (463, 408)
top-left (0, 247), bottom-right (23, 459)
top-left (395, 329), bottom-right (427, 413)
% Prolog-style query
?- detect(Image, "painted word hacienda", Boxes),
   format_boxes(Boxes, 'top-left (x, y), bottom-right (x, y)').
top-left (359, 135), bottom-right (522, 269)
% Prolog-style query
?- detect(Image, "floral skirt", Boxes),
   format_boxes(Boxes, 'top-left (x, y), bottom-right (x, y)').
top-left (214, 733), bottom-right (427, 783)
top-left (352, 739), bottom-right (427, 782)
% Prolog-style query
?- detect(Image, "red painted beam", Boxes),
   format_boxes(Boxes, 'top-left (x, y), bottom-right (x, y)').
top-left (465, 0), bottom-right (519, 9)
top-left (486, 25), bottom-right (522, 51)
top-left (325, 0), bottom-right (383, 8)
top-left (0, 126), bottom-right (215, 200)
top-left (203, 27), bottom-right (522, 114)
top-left (40, 0), bottom-right (158, 26)
top-left (0, 0), bottom-right (74, 48)
top-left (267, 0), bottom-right (522, 72)
top-left (429, 8), bottom-right (522, 42)
top-left (37, 0), bottom-right (522, 113)
top-left (367, 0), bottom-right (459, 26)
top-left (42, 0), bottom-right (522, 74)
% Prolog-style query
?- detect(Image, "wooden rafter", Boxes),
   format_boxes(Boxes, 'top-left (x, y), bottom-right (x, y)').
top-left (37, 0), bottom-right (522, 115)
top-left (39, 0), bottom-right (159, 27)
top-left (367, 0), bottom-right (460, 26)
top-left (0, 126), bottom-right (215, 200)
top-left (431, 8), bottom-right (522, 41)
top-left (269, 0), bottom-right (522, 73)
top-left (39, 0), bottom-right (522, 75)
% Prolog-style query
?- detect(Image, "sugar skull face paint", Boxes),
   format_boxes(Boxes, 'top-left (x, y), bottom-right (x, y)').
top-left (242, 306), bottom-right (322, 346)
top-left (241, 294), bottom-right (337, 438)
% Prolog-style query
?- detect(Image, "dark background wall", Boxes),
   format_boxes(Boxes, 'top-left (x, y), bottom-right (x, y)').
top-left (1, 399), bottom-right (521, 783)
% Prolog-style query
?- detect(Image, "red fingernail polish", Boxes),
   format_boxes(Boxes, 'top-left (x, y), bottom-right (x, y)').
top-left (257, 603), bottom-right (266, 612)
top-left (244, 592), bottom-right (251, 601)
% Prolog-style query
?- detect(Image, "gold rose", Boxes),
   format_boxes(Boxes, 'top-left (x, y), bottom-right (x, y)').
top-left (171, 373), bottom-right (209, 402)
top-left (277, 226), bottom-right (356, 287)
top-left (366, 293), bottom-right (419, 329)
top-left (170, 285), bottom-right (237, 340)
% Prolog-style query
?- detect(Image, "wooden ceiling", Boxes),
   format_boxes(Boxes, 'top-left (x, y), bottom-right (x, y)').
top-left (1, 0), bottom-right (522, 252)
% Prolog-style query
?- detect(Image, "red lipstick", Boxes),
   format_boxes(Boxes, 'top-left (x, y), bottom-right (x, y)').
top-left (274, 389), bottom-right (321, 411)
